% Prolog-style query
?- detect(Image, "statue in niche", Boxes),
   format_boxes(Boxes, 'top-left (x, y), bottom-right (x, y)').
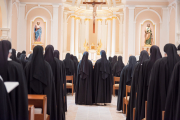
top-left (84, 40), bottom-right (89, 51)
top-left (34, 21), bottom-right (42, 42)
top-left (97, 40), bottom-right (102, 55)
top-left (144, 24), bottom-right (152, 45)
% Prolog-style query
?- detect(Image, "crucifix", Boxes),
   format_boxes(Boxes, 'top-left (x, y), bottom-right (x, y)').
top-left (83, 0), bottom-right (106, 33)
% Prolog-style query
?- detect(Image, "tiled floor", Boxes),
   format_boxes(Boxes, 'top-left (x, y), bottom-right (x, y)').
top-left (66, 94), bottom-right (126, 120)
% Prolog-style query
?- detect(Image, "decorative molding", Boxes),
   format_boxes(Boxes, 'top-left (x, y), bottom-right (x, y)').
top-left (135, 8), bottom-right (162, 23)
top-left (85, 18), bottom-right (90, 21)
top-left (25, 5), bottom-right (53, 20)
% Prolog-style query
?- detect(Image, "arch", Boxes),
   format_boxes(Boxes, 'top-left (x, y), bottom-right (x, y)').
top-left (135, 9), bottom-right (162, 23)
top-left (12, 2), bottom-right (18, 17)
top-left (25, 6), bottom-right (52, 20)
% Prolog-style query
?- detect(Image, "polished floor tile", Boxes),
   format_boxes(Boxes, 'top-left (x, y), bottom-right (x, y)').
top-left (65, 94), bottom-right (126, 120)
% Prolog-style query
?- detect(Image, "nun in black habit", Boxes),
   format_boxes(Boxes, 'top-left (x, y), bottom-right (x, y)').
top-left (164, 61), bottom-right (180, 120)
top-left (71, 54), bottom-right (78, 91)
top-left (113, 56), bottom-right (125, 77)
top-left (0, 79), bottom-right (14, 120)
top-left (54, 50), bottom-right (67, 112)
top-left (25, 45), bottom-right (57, 120)
top-left (134, 46), bottom-right (161, 120)
top-left (109, 57), bottom-right (112, 63)
top-left (93, 50), bottom-right (113, 104)
top-left (117, 56), bottom-right (136, 111)
top-left (147, 43), bottom-right (180, 120)
top-left (44, 45), bottom-right (65, 120)
top-left (63, 53), bottom-right (75, 93)
top-left (126, 50), bottom-right (150, 120)
top-left (10, 49), bottom-right (21, 64)
top-left (19, 54), bottom-right (28, 68)
top-left (17, 52), bottom-right (21, 58)
top-left (75, 52), bottom-right (93, 105)
top-left (0, 40), bottom-right (28, 120)
top-left (111, 56), bottom-right (117, 70)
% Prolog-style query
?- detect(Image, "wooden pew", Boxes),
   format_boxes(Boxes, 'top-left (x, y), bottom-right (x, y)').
top-left (28, 105), bottom-right (35, 120)
top-left (28, 95), bottom-right (49, 120)
top-left (162, 111), bottom-right (165, 120)
top-left (113, 77), bottom-right (120, 96)
top-left (123, 85), bottom-right (131, 116)
top-left (133, 108), bottom-right (136, 120)
top-left (66, 75), bottom-right (74, 96)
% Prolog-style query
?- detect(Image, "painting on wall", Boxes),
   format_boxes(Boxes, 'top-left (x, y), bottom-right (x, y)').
top-left (30, 17), bottom-right (47, 51)
top-left (140, 20), bottom-right (156, 54)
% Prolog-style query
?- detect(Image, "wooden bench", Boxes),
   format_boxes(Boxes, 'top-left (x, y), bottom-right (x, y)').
top-left (28, 105), bottom-right (34, 120)
top-left (66, 75), bottom-right (74, 96)
top-left (28, 95), bottom-right (49, 120)
top-left (123, 85), bottom-right (131, 116)
top-left (113, 77), bottom-right (120, 96)
top-left (162, 111), bottom-right (165, 120)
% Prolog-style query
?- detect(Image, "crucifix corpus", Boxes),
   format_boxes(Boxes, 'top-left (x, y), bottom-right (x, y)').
top-left (83, 0), bottom-right (106, 33)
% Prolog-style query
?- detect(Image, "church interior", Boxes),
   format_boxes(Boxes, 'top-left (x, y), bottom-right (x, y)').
top-left (0, 0), bottom-right (180, 120)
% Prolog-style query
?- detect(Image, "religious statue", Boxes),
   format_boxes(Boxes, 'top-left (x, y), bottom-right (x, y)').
top-left (145, 24), bottom-right (152, 45)
top-left (97, 40), bottom-right (102, 55)
top-left (83, 40), bottom-right (89, 51)
top-left (34, 21), bottom-right (42, 42)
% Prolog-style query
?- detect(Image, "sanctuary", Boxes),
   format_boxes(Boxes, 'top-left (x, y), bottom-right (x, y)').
top-left (0, 0), bottom-right (180, 63)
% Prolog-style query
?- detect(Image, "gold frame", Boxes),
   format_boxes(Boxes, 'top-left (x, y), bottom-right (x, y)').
top-left (31, 17), bottom-right (47, 51)
top-left (140, 20), bottom-right (155, 51)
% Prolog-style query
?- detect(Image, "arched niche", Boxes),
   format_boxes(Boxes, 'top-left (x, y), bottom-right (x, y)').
top-left (135, 10), bottom-right (161, 55)
top-left (26, 7), bottom-right (51, 54)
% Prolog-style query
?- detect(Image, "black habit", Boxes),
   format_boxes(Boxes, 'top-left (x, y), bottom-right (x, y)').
top-left (117, 56), bottom-right (136, 111)
top-left (113, 56), bottom-right (125, 77)
top-left (164, 61), bottom-right (180, 120)
top-left (127, 50), bottom-right (150, 120)
top-left (54, 50), bottom-right (67, 112)
top-left (63, 53), bottom-right (75, 93)
top-left (93, 50), bottom-right (113, 103)
top-left (10, 49), bottom-right (21, 64)
top-left (0, 40), bottom-right (28, 120)
top-left (25, 46), bottom-right (57, 120)
top-left (75, 52), bottom-right (93, 105)
top-left (147, 44), bottom-right (180, 120)
top-left (0, 79), bottom-right (14, 120)
top-left (44, 45), bottom-right (65, 120)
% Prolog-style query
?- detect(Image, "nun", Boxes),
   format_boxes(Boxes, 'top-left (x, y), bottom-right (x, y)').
top-left (19, 54), bottom-right (28, 68)
top-left (93, 50), bottom-right (113, 104)
top-left (71, 54), bottom-right (78, 91)
top-left (111, 56), bottom-right (117, 70)
top-left (164, 60), bottom-right (180, 120)
top-left (53, 50), bottom-right (67, 112)
top-left (75, 52), bottom-right (93, 105)
top-left (117, 56), bottom-right (136, 111)
top-left (113, 56), bottom-right (125, 77)
top-left (63, 53), bottom-right (75, 93)
top-left (0, 40), bottom-right (28, 120)
top-left (44, 45), bottom-right (65, 120)
top-left (25, 45), bottom-right (57, 120)
top-left (147, 43), bottom-right (180, 120)
top-left (109, 57), bottom-right (112, 63)
top-left (134, 46), bottom-right (161, 120)
top-left (0, 79), bottom-right (14, 120)
top-left (10, 49), bottom-right (21, 64)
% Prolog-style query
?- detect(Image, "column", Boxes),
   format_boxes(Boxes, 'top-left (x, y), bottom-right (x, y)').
top-left (59, 5), bottom-right (64, 60)
top-left (128, 7), bottom-right (135, 56)
top-left (85, 18), bottom-right (90, 43)
top-left (80, 18), bottom-right (85, 52)
top-left (17, 4), bottom-right (26, 52)
top-left (119, 14), bottom-right (123, 54)
top-left (101, 18), bottom-right (106, 50)
top-left (160, 8), bottom-right (169, 54)
top-left (70, 15), bottom-right (75, 55)
top-left (52, 5), bottom-right (59, 50)
top-left (107, 18), bottom-right (111, 58)
top-left (63, 13), bottom-right (68, 53)
top-left (176, 1), bottom-right (180, 45)
top-left (111, 16), bottom-right (116, 57)
top-left (97, 19), bottom-right (102, 43)
top-left (123, 8), bottom-right (126, 63)
top-left (75, 17), bottom-right (80, 57)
